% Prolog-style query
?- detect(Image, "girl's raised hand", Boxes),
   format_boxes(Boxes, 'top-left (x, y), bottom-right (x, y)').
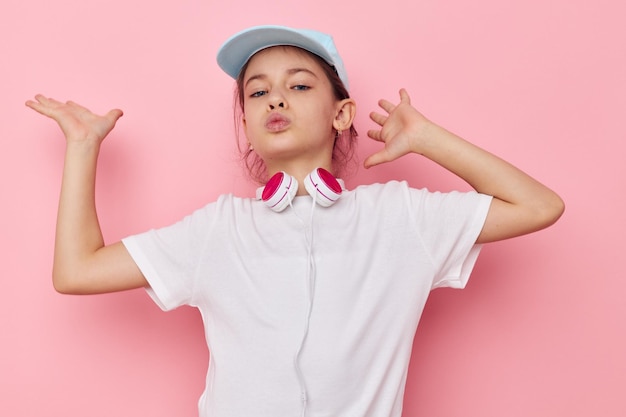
top-left (25, 95), bottom-right (123, 145)
top-left (364, 88), bottom-right (431, 168)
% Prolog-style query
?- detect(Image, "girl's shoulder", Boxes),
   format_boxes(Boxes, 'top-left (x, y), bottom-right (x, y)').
top-left (351, 180), bottom-right (410, 193)
top-left (348, 180), bottom-right (419, 201)
top-left (346, 180), bottom-right (489, 213)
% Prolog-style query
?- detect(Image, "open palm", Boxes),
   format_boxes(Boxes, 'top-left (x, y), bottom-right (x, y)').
top-left (26, 95), bottom-right (123, 144)
top-left (365, 89), bottom-right (430, 168)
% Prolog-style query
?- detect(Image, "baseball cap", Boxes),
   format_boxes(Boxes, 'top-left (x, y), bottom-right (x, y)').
top-left (217, 25), bottom-right (349, 90)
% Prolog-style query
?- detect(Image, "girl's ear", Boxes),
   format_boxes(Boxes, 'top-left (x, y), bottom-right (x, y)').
top-left (333, 98), bottom-right (356, 132)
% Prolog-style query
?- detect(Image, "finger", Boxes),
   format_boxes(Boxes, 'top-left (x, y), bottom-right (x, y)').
top-left (40, 95), bottom-right (63, 106)
top-left (66, 100), bottom-right (84, 108)
top-left (25, 97), bottom-right (54, 116)
top-left (367, 129), bottom-right (384, 142)
top-left (369, 111), bottom-right (387, 126)
top-left (30, 94), bottom-right (44, 103)
top-left (25, 98), bottom-right (39, 109)
top-left (66, 101), bottom-right (96, 117)
top-left (399, 88), bottom-right (411, 104)
top-left (26, 94), bottom-right (49, 108)
top-left (29, 95), bottom-right (64, 112)
top-left (34, 94), bottom-right (51, 104)
top-left (378, 99), bottom-right (396, 114)
top-left (105, 108), bottom-right (124, 123)
top-left (363, 150), bottom-right (391, 169)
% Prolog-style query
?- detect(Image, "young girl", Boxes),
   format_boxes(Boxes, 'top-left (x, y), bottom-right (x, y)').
top-left (26, 25), bottom-right (563, 417)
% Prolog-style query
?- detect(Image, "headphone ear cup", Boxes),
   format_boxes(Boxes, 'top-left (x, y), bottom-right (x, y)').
top-left (258, 171), bottom-right (299, 212)
top-left (304, 168), bottom-right (343, 207)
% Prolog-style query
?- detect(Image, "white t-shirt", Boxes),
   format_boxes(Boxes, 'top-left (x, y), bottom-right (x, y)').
top-left (122, 181), bottom-right (492, 417)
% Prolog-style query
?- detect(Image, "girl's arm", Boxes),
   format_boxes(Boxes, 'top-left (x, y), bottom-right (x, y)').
top-left (26, 95), bottom-right (147, 294)
top-left (366, 89), bottom-right (564, 243)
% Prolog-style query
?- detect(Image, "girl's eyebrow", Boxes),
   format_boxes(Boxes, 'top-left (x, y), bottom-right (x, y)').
top-left (245, 68), bottom-right (319, 88)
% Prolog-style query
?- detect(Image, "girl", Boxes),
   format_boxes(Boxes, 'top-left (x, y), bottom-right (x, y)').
top-left (26, 25), bottom-right (563, 417)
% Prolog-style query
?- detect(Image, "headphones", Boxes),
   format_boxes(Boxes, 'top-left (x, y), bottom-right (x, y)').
top-left (256, 168), bottom-right (344, 212)
top-left (255, 167), bottom-right (344, 412)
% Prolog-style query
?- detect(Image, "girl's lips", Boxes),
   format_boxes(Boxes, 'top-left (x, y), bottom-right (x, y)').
top-left (265, 113), bottom-right (291, 132)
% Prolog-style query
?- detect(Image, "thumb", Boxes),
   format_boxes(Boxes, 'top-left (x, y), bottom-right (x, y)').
top-left (105, 108), bottom-right (124, 124)
top-left (363, 150), bottom-right (390, 169)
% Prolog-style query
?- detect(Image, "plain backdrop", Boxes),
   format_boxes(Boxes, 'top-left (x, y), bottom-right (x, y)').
top-left (2, 0), bottom-right (624, 415)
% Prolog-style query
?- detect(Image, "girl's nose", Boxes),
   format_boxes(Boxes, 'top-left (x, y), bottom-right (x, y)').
top-left (267, 90), bottom-right (287, 110)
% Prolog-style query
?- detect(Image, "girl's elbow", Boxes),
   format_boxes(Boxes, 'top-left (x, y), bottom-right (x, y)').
top-left (553, 195), bottom-right (566, 222)
top-left (52, 272), bottom-right (76, 294)
top-left (537, 192), bottom-right (565, 230)
top-left (52, 268), bottom-right (88, 295)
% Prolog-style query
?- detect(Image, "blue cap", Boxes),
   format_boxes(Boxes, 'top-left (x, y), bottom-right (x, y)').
top-left (217, 25), bottom-right (349, 90)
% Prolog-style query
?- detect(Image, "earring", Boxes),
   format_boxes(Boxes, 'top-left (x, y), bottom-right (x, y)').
top-left (336, 129), bottom-right (342, 138)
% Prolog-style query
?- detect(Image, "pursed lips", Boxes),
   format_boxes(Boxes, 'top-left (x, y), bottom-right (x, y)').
top-left (265, 113), bottom-right (291, 132)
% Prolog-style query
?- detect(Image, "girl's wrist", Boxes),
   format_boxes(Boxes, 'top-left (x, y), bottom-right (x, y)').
top-left (409, 120), bottom-right (442, 156)
top-left (65, 138), bottom-right (102, 157)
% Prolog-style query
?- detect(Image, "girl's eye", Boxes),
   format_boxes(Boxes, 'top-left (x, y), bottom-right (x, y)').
top-left (292, 85), bottom-right (310, 91)
top-left (250, 90), bottom-right (267, 98)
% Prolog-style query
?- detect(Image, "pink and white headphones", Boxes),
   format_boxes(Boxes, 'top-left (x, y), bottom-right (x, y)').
top-left (256, 168), bottom-right (344, 212)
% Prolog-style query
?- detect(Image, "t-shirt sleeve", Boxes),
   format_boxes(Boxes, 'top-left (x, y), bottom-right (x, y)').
top-left (122, 204), bottom-right (215, 311)
top-left (409, 187), bottom-right (492, 290)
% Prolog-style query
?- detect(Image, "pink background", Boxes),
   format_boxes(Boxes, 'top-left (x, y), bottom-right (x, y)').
top-left (2, 0), bottom-right (624, 415)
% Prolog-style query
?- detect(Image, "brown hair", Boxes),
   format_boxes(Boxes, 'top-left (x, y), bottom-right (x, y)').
top-left (233, 46), bottom-right (358, 184)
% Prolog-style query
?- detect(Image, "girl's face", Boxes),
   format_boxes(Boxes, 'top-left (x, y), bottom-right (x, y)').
top-left (241, 46), bottom-right (344, 174)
